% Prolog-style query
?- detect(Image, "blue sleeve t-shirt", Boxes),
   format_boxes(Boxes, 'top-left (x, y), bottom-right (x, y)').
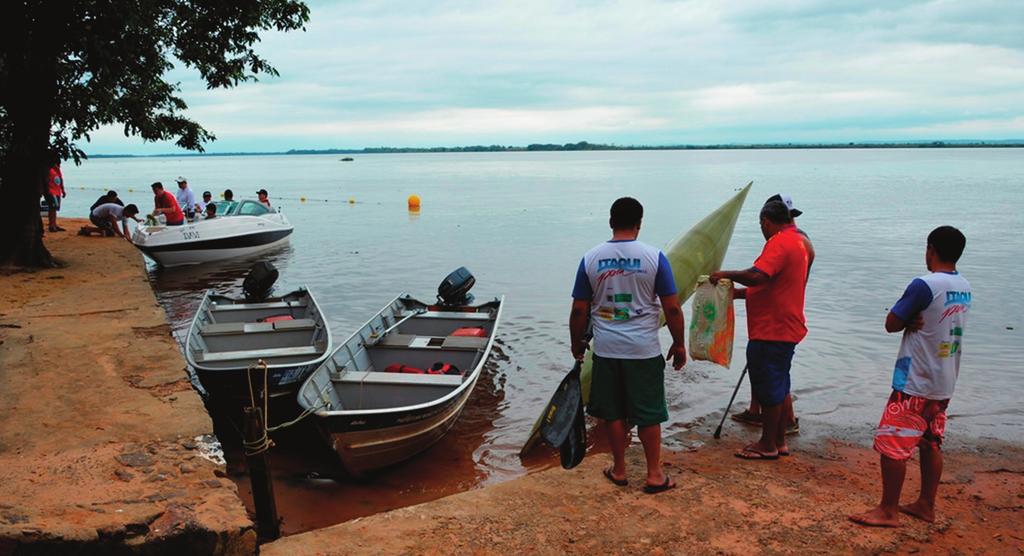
top-left (572, 240), bottom-right (676, 359)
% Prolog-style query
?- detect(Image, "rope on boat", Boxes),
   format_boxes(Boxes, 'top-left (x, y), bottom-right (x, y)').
top-left (244, 361), bottom-right (273, 456)
top-left (266, 396), bottom-right (328, 432)
top-left (242, 360), bottom-right (332, 436)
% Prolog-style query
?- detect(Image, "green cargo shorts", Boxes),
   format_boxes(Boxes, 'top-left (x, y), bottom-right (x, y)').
top-left (586, 354), bottom-right (668, 427)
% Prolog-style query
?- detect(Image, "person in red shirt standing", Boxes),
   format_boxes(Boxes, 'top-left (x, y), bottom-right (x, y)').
top-left (44, 160), bottom-right (67, 232)
top-left (149, 182), bottom-right (184, 226)
top-left (710, 200), bottom-right (810, 460)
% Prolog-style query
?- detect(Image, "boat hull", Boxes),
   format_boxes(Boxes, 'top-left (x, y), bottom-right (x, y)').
top-left (319, 371), bottom-right (478, 475)
top-left (136, 230), bottom-right (291, 267)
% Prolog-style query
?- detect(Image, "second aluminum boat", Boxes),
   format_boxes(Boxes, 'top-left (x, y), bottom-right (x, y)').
top-left (297, 268), bottom-right (503, 475)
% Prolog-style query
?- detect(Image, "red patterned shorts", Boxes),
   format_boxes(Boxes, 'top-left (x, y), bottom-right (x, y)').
top-left (873, 390), bottom-right (950, 461)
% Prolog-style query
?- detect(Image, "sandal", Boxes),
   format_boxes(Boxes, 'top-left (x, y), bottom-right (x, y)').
top-left (642, 475), bottom-right (675, 494)
top-left (734, 446), bottom-right (780, 460)
top-left (785, 417), bottom-right (800, 436)
top-left (603, 467), bottom-right (628, 487)
top-left (730, 409), bottom-right (762, 425)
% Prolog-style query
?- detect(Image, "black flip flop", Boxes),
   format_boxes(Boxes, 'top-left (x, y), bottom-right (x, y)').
top-left (734, 447), bottom-right (780, 460)
top-left (603, 467), bottom-right (628, 487)
top-left (642, 475), bottom-right (675, 494)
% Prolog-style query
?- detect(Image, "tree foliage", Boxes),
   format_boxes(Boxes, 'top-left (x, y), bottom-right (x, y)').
top-left (0, 0), bottom-right (309, 266)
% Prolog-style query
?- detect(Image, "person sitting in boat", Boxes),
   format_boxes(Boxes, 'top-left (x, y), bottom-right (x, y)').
top-left (203, 203), bottom-right (217, 219)
top-left (199, 190), bottom-right (213, 213)
top-left (90, 190), bottom-right (123, 212)
top-left (79, 203), bottom-right (140, 240)
top-left (256, 188), bottom-right (272, 209)
top-left (150, 182), bottom-right (185, 226)
top-left (223, 189), bottom-right (234, 201)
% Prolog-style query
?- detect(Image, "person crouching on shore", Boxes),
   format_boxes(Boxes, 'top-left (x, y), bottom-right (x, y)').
top-left (850, 226), bottom-right (970, 527)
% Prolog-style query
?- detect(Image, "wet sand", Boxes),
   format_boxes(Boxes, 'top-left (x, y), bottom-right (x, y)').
top-left (264, 433), bottom-right (1024, 555)
top-left (0, 221), bottom-right (253, 554)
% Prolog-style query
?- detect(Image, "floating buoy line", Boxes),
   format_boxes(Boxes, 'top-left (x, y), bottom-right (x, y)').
top-left (70, 185), bottom-right (423, 207)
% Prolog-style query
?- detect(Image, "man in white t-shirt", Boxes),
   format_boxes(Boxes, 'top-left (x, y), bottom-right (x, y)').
top-left (850, 226), bottom-right (971, 527)
top-left (81, 203), bottom-right (140, 240)
top-left (175, 177), bottom-right (200, 219)
top-left (569, 197), bottom-right (686, 494)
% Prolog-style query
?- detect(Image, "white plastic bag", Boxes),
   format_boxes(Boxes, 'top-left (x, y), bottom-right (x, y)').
top-left (688, 275), bottom-right (735, 367)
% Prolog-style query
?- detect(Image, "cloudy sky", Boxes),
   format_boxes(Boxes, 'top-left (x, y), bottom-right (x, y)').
top-left (86, 0), bottom-right (1024, 154)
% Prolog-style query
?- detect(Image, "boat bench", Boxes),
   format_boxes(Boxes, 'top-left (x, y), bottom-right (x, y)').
top-left (334, 370), bottom-right (464, 387)
top-left (376, 333), bottom-right (488, 351)
top-left (200, 318), bottom-right (317, 336)
top-left (210, 301), bottom-right (307, 312)
top-left (195, 344), bottom-right (321, 363)
top-left (418, 310), bottom-right (492, 320)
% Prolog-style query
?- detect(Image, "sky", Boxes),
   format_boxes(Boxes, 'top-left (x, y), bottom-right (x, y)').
top-left (84, 0), bottom-right (1024, 154)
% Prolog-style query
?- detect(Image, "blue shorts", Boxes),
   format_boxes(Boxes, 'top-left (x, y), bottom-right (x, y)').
top-left (746, 340), bottom-right (796, 407)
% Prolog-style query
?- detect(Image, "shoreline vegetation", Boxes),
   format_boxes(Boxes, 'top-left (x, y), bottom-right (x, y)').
top-left (88, 139), bottom-right (1024, 158)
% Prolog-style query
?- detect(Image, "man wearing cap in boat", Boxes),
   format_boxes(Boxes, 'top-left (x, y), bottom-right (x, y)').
top-left (731, 194), bottom-right (814, 436)
top-left (256, 188), bottom-right (272, 209)
top-left (570, 197), bottom-right (687, 493)
top-left (175, 176), bottom-right (201, 220)
top-left (198, 190), bottom-right (214, 213)
top-left (711, 200), bottom-right (810, 460)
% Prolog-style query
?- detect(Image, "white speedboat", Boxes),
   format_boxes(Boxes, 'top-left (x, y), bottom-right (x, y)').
top-left (132, 200), bottom-right (293, 267)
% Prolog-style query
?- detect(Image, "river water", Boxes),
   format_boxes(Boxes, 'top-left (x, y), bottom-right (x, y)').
top-left (62, 148), bottom-right (1023, 533)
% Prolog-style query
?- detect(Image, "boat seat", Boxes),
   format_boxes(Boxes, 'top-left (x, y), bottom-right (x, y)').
top-left (335, 371), bottom-right (464, 387)
top-left (195, 345), bottom-right (321, 363)
top-left (374, 334), bottom-right (485, 351)
top-left (210, 301), bottom-right (307, 312)
top-left (200, 318), bottom-right (317, 336)
top-left (420, 310), bottom-right (492, 320)
top-left (376, 334), bottom-right (430, 348)
top-left (201, 322), bottom-right (273, 336)
top-left (441, 336), bottom-right (489, 350)
top-left (272, 318), bottom-right (317, 331)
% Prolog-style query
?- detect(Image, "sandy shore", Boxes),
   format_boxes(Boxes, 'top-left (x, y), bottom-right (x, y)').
top-left (0, 220), bottom-right (254, 554)
top-left (264, 433), bottom-right (1024, 555)
top-left (2, 221), bottom-right (1022, 555)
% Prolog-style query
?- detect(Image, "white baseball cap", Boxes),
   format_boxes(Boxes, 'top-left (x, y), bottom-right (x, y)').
top-left (175, 176), bottom-right (187, 184)
top-left (766, 193), bottom-right (802, 218)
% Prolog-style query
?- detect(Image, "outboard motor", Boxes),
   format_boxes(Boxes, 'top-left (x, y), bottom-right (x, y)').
top-left (243, 261), bottom-right (279, 302)
top-left (437, 267), bottom-right (475, 307)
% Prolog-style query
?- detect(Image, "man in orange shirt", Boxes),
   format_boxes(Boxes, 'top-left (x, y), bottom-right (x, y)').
top-left (150, 182), bottom-right (184, 226)
top-left (710, 200), bottom-right (810, 459)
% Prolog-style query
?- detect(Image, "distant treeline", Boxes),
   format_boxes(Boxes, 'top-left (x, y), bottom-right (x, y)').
top-left (88, 139), bottom-right (1024, 158)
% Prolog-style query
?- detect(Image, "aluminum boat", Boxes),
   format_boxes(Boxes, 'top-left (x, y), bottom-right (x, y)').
top-left (297, 269), bottom-right (503, 475)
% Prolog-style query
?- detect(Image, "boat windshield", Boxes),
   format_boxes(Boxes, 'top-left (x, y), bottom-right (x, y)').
top-left (213, 200), bottom-right (240, 216)
top-left (210, 200), bottom-right (272, 217)
top-left (236, 200), bottom-right (272, 216)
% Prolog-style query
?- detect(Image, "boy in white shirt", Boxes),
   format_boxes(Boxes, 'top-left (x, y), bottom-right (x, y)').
top-left (850, 226), bottom-right (971, 527)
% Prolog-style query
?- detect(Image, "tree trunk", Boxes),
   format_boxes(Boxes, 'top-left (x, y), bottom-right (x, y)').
top-left (0, 1), bottom-right (66, 268)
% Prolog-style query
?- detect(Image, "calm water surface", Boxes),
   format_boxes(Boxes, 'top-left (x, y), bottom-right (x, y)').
top-left (63, 149), bottom-right (1023, 533)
